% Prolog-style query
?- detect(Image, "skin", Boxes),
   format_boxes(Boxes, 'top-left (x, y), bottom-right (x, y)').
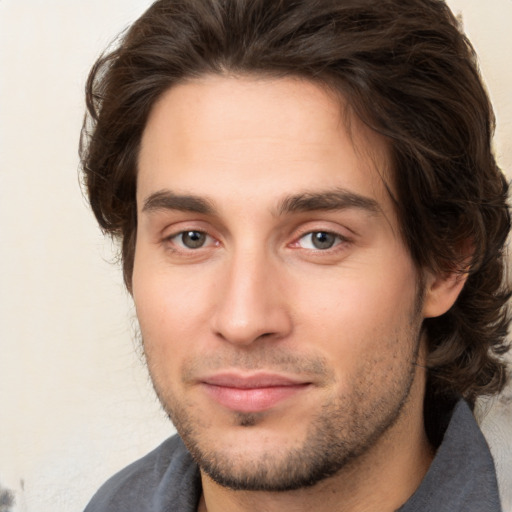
top-left (133, 76), bottom-right (466, 512)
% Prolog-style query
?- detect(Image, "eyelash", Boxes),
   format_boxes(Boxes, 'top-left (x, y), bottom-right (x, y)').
top-left (163, 228), bottom-right (350, 254)
top-left (165, 230), bottom-right (218, 251)
top-left (292, 230), bottom-right (349, 251)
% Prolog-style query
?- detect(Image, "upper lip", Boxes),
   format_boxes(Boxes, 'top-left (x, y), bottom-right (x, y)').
top-left (201, 372), bottom-right (310, 388)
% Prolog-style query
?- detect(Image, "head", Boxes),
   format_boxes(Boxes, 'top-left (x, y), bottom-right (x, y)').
top-left (81, 0), bottom-right (510, 490)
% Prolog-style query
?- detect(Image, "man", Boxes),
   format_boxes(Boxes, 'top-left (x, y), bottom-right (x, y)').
top-left (81, 0), bottom-right (510, 510)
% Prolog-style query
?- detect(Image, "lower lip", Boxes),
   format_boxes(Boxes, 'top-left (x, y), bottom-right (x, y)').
top-left (202, 383), bottom-right (310, 413)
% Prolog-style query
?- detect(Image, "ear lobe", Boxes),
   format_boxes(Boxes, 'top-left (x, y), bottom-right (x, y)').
top-left (422, 270), bottom-right (468, 319)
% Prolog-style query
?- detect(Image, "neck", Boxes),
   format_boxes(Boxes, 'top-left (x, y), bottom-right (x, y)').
top-left (198, 374), bottom-right (434, 512)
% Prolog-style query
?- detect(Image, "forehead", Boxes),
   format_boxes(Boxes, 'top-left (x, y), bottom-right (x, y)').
top-left (137, 75), bottom-right (394, 217)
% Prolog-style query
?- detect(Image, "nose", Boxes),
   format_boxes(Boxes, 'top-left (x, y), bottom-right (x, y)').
top-left (211, 249), bottom-right (292, 346)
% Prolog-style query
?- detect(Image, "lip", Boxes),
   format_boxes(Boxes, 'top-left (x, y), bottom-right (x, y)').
top-left (200, 372), bottom-right (311, 413)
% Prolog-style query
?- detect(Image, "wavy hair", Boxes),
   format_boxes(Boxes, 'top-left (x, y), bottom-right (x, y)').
top-left (80, 0), bottom-right (510, 412)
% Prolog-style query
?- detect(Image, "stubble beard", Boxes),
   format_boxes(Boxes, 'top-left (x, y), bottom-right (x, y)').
top-left (164, 357), bottom-right (419, 491)
top-left (145, 294), bottom-right (426, 492)
top-left (149, 349), bottom-right (423, 491)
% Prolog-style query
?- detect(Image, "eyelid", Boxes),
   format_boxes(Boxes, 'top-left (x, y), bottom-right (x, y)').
top-left (159, 220), bottom-right (354, 253)
top-left (297, 231), bottom-right (344, 249)
top-left (292, 221), bottom-right (352, 240)
top-left (162, 223), bottom-right (220, 252)
top-left (170, 230), bottom-right (216, 249)
top-left (288, 222), bottom-right (355, 255)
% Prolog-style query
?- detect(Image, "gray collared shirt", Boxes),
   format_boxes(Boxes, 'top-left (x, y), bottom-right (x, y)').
top-left (84, 400), bottom-right (501, 512)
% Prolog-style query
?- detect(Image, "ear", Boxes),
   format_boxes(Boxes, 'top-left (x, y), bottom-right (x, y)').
top-left (422, 270), bottom-right (468, 319)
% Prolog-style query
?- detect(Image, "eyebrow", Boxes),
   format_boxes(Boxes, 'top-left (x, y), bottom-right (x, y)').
top-left (276, 189), bottom-right (380, 216)
top-left (142, 190), bottom-right (215, 214)
top-left (141, 188), bottom-right (380, 217)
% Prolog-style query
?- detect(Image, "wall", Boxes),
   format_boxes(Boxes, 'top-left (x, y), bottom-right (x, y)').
top-left (0, 1), bottom-right (511, 511)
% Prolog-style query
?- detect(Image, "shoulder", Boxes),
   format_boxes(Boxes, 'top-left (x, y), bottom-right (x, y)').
top-left (84, 434), bottom-right (201, 512)
top-left (399, 400), bottom-right (502, 512)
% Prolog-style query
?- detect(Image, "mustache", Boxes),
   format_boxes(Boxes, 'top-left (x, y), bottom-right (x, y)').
top-left (180, 348), bottom-right (333, 383)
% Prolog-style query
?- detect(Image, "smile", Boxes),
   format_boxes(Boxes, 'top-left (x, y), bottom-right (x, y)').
top-left (200, 373), bottom-right (312, 413)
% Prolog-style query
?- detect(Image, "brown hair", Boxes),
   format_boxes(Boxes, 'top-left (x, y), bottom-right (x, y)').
top-left (80, 0), bottom-right (510, 409)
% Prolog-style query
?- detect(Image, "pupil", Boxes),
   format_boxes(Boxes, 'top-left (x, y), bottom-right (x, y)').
top-left (183, 231), bottom-right (205, 248)
top-left (312, 232), bottom-right (335, 249)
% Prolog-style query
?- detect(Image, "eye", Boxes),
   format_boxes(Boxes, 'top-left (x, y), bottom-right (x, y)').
top-left (297, 231), bottom-right (343, 250)
top-left (170, 230), bottom-right (213, 249)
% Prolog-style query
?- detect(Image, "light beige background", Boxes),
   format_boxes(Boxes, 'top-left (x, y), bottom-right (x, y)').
top-left (0, 1), bottom-right (511, 511)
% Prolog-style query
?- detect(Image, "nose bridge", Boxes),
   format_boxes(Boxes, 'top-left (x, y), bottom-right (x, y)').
top-left (212, 242), bottom-right (290, 345)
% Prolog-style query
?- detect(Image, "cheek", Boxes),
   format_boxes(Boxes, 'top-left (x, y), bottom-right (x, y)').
top-left (132, 254), bottom-right (214, 365)
top-left (290, 259), bottom-right (419, 362)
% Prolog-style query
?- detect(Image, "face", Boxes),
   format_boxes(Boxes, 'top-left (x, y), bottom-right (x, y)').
top-left (133, 76), bottom-right (427, 491)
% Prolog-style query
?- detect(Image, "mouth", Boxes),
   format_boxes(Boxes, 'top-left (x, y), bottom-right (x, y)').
top-left (199, 372), bottom-right (312, 413)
